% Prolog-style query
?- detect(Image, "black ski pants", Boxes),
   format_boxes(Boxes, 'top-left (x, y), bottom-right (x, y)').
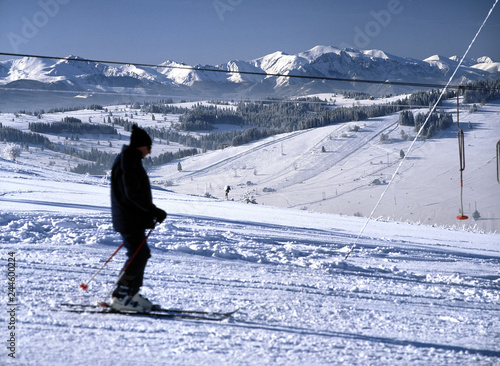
top-left (113, 229), bottom-right (151, 298)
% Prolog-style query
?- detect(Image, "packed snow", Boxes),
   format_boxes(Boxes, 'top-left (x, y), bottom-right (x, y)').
top-left (1, 140), bottom-right (500, 365)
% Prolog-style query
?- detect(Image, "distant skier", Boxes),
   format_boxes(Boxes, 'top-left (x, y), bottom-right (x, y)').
top-left (110, 124), bottom-right (167, 312)
top-left (224, 185), bottom-right (231, 200)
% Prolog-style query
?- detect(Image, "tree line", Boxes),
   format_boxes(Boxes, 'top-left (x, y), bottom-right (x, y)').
top-left (5, 79), bottom-right (497, 175)
top-left (1, 121), bottom-right (200, 175)
top-left (1, 125), bottom-right (56, 149)
top-left (29, 117), bottom-right (117, 135)
top-left (179, 106), bottom-right (244, 131)
top-left (19, 104), bottom-right (105, 117)
top-left (70, 147), bottom-right (199, 174)
top-left (61, 86), bottom-right (466, 154)
top-left (398, 110), bottom-right (453, 139)
top-left (462, 79), bottom-right (500, 104)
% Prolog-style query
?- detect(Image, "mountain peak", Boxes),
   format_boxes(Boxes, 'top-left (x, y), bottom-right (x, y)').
top-left (424, 55), bottom-right (450, 62)
top-left (477, 56), bottom-right (493, 64)
top-left (299, 45), bottom-right (342, 61)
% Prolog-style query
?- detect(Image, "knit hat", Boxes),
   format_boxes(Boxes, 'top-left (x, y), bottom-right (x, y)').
top-left (130, 124), bottom-right (152, 148)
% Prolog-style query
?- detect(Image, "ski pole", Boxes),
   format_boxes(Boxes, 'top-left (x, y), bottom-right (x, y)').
top-left (80, 243), bottom-right (125, 290)
top-left (101, 223), bottom-right (156, 302)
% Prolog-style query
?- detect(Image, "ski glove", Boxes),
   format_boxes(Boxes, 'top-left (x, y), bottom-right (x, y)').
top-left (153, 207), bottom-right (167, 224)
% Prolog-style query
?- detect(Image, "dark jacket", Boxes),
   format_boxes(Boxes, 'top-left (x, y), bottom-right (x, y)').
top-left (111, 145), bottom-right (156, 233)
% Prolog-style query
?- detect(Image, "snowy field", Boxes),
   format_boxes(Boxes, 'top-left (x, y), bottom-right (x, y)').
top-left (1, 156), bottom-right (499, 365)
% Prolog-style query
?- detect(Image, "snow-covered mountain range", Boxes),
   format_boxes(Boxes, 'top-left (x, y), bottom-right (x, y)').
top-left (0, 45), bottom-right (499, 108)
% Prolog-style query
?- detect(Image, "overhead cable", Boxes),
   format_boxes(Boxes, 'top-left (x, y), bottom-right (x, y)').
top-left (0, 51), bottom-right (499, 92)
top-left (344, 0), bottom-right (499, 259)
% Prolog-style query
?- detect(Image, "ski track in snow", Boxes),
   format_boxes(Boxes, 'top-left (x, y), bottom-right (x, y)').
top-left (1, 208), bottom-right (499, 365)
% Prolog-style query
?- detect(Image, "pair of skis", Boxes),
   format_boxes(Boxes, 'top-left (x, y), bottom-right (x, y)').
top-left (57, 302), bottom-right (239, 322)
top-left (75, 226), bottom-right (239, 321)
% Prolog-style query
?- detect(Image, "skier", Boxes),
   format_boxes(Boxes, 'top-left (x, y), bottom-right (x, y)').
top-left (110, 124), bottom-right (167, 312)
top-left (224, 185), bottom-right (231, 200)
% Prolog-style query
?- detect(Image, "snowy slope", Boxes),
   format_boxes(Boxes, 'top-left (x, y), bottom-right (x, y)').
top-left (2, 94), bottom-right (499, 233)
top-left (152, 97), bottom-right (500, 234)
top-left (473, 62), bottom-right (500, 73)
top-left (1, 94), bottom-right (499, 233)
top-left (1, 140), bottom-right (500, 365)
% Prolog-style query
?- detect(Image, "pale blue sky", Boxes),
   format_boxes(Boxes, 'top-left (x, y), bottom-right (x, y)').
top-left (0, 0), bottom-right (498, 65)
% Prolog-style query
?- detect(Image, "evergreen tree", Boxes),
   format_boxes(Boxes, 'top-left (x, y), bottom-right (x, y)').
top-left (399, 110), bottom-right (415, 126)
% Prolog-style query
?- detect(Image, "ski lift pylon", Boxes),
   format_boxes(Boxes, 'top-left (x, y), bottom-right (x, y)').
top-left (456, 87), bottom-right (468, 220)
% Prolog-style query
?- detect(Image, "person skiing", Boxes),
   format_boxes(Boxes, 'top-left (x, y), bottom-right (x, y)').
top-left (224, 185), bottom-right (231, 200)
top-left (110, 124), bottom-right (167, 312)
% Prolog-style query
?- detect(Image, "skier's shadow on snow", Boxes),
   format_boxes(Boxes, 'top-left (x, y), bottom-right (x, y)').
top-left (225, 320), bottom-right (500, 358)
top-left (0, 198), bottom-right (110, 212)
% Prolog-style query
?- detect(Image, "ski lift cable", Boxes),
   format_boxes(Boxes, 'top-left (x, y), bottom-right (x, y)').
top-left (496, 139), bottom-right (500, 184)
top-left (0, 83), bottom-right (498, 112)
top-left (456, 87), bottom-right (468, 220)
top-left (0, 83), bottom-right (497, 110)
top-left (2, 82), bottom-right (489, 110)
top-left (344, 0), bottom-right (498, 260)
top-left (0, 51), bottom-right (499, 93)
top-left (0, 85), bottom-right (438, 107)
